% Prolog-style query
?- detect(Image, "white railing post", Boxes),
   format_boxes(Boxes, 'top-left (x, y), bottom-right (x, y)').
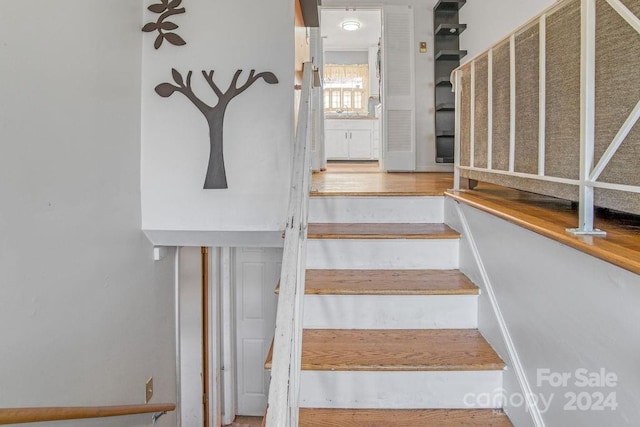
top-left (487, 49), bottom-right (493, 171)
top-left (509, 34), bottom-right (516, 173)
top-left (470, 61), bottom-right (476, 168)
top-left (538, 14), bottom-right (547, 177)
top-left (568, 0), bottom-right (605, 235)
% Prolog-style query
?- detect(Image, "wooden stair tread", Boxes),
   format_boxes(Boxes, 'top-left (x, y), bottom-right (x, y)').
top-left (304, 269), bottom-right (478, 295)
top-left (311, 171), bottom-right (453, 196)
top-left (267, 329), bottom-right (504, 371)
top-left (298, 408), bottom-right (512, 426)
top-left (308, 223), bottom-right (460, 239)
top-left (301, 329), bottom-right (504, 371)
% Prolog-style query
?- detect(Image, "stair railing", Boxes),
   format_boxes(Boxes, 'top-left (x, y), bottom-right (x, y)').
top-left (265, 62), bottom-right (315, 427)
top-left (452, 0), bottom-right (640, 235)
top-left (0, 403), bottom-right (175, 425)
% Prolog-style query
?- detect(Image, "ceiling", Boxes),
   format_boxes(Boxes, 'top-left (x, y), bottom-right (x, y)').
top-left (320, 9), bottom-right (381, 50)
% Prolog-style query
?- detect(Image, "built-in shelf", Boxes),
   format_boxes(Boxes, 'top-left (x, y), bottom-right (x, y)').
top-left (434, 0), bottom-right (466, 12)
top-left (435, 76), bottom-right (453, 87)
top-left (435, 23), bottom-right (467, 36)
top-left (434, 0), bottom-right (464, 165)
top-left (436, 156), bottom-right (455, 163)
top-left (437, 130), bottom-right (455, 137)
top-left (436, 103), bottom-right (455, 112)
top-left (435, 50), bottom-right (468, 61)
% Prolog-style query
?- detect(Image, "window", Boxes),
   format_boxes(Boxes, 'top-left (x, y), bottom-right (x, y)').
top-left (323, 64), bottom-right (369, 114)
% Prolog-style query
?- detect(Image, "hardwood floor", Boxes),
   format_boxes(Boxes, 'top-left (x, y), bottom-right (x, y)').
top-left (304, 269), bottom-right (479, 295)
top-left (223, 415), bottom-right (263, 426)
top-left (307, 223), bottom-right (459, 239)
top-left (298, 408), bottom-right (513, 426)
top-left (447, 183), bottom-right (640, 275)
top-left (324, 161), bottom-right (381, 173)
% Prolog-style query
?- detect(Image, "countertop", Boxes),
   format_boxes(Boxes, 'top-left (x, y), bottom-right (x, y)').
top-left (325, 115), bottom-right (379, 120)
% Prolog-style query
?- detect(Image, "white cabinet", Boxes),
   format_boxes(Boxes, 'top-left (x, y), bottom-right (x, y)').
top-left (325, 119), bottom-right (379, 160)
top-left (348, 130), bottom-right (372, 158)
top-left (325, 129), bottom-right (350, 159)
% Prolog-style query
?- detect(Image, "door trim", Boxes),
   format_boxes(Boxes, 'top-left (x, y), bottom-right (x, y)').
top-left (201, 247), bottom-right (210, 426)
top-left (220, 248), bottom-right (236, 425)
top-left (319, 5), bottom-right (384, 171)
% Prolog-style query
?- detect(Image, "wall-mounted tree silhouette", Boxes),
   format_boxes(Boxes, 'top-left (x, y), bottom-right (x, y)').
top-left (155, 68), bottom-right (279, 189)
top-left (142, 0), bottom-right (186, 49)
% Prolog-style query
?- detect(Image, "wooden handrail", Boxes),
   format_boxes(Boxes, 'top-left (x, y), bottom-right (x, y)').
top-left (0, 403), bottom-right (176, 425)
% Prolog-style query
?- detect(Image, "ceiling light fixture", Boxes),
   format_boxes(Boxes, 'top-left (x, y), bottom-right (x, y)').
top-left (341, 20), bottom-right (361, 31)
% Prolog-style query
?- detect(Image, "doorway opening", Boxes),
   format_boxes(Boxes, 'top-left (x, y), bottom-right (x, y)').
top-left (320, 7), bottom-right (382, 173)
top-left (178, 247), bottom-right (280, 427)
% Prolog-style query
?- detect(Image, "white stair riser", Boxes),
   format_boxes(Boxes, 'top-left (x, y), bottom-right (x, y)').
top-left (306, 239), bottom-right (459, 269)
top-left (300, 370), bottom-right (504, 409)
top-left (309, 196), bottom-right (444, 223)
top-left (303, 295), bottom-right (478, 329)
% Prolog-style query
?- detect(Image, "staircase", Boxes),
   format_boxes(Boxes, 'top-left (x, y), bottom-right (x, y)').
top-left (267, 193), bottom-right (512, 426)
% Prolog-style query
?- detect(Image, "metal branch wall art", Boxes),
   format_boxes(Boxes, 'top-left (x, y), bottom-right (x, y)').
top-left (142, 0), bottom-right (186, 49)
top-left (155, 69), bottom-right (279, 189)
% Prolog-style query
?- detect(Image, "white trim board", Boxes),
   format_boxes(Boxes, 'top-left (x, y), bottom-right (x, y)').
top-left (306, 239), bottom-right (459, 269)
top-left (308, 196), bottom-right (444, 223)
top-left (300, 370), bottom-right (504, 409)
top-left (448, 200), bottom-right (544, 426)
top-left (303, 294), bottom-right (478, 329)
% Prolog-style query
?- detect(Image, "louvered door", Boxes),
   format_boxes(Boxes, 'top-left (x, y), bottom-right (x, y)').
top-left (382, 5), bottom-right (416, 171)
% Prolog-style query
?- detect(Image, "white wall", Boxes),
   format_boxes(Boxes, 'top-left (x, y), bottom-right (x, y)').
top-left (460, 0), bottom-right (558, 61)
top-left (323, 0), bottom-right (451, 172)
top-left (445, 198), bottom-right (640, 426)
top-left (0, 2), bottom-right (176, 426)
top-left (141, 0), bottom-right (294, 233)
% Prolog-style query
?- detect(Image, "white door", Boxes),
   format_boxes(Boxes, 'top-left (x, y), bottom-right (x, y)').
top-left (235, 247), bottom-right (282, 416)
top-left (382, 5), bottom-right (416, 171)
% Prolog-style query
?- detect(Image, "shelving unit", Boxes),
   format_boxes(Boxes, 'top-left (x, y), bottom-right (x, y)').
top-left (435, 23), bottom-right (467, 36)
top-left (436, 130), bottom-right (455, 137)
top-left (435, 103), bottom-right (455, 112)
top-left (433, 0), bottom-right (465, 11)
top-left (435, 77), bottom-right (453, 87)
top-left (433, 0), bottom-right (466, 164)
top-left (435, 50), bottom-right (468, 61)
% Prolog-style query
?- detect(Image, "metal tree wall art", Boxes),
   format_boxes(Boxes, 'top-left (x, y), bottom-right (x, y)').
top-left (142, 0), bottom-right (186, 49)
top-left (155, 68), bottom-right (279, 189)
